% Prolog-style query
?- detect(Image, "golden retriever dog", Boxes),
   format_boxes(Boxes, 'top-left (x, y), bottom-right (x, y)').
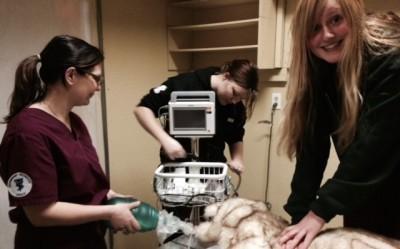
top-left (195, 198), bottom-right (400, 249)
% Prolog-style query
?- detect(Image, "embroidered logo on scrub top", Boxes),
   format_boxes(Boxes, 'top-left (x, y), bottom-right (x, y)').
top-left (227, 117), bottom-right (235, 123)
top-left (153, 85), bottom-right (167, 94)
top-left (7, 172), bottom-right (33, 198)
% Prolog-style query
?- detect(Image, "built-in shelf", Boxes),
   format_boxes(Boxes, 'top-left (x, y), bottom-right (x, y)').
top-left (168, 18), bottom-right (258, 31)
top-left (170, 0), bottom-right (258, 8)
top-left (167, 0), bottom-right (287, 79)
top-left (170, 45), bottom-right (258, 52)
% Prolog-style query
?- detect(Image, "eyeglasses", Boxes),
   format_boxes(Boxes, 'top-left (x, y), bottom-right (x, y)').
top-left (86, 72), bottom-right (104, 86)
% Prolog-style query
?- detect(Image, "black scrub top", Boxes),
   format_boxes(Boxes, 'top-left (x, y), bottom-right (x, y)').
top-left (138, 67), bottom-right (246, 163)
top-left (0, 108), bottom-right (109, 249)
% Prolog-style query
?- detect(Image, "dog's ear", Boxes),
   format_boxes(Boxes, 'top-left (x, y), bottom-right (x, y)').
top-left (223, 204), bottom-right (253, 228)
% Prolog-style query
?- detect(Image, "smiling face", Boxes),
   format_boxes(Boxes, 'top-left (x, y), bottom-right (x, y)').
top-left (308, 0), bottom-right (350, 63)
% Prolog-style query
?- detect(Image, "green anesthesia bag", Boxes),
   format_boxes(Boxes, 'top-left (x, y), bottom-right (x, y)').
top-left (106, 197), bottom-right (159, 232)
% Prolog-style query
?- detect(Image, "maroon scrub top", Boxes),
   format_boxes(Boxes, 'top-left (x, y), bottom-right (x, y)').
top-left (0, 108), bottom-right (110, 249)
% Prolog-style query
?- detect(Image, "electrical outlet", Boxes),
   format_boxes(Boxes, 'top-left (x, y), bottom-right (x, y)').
top-left (271, 92), bottom-right (282, 110)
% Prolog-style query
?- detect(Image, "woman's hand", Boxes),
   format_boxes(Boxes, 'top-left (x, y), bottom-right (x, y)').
top-left (109, 201), bottom-right (141, 234)
top-left (134, 106), bottom-right (186, 160)
top-left (228, 158), bottom-right (244, 173)
top-left (228, 142), bottom-right (244, 173)
top-left (278, 211), bottom-right (325, 249)
top-left (160, 136), bottom-right (186, 160)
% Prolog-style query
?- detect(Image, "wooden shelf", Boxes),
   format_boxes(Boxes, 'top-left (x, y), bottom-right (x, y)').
top-left (170, 45), bottom-right (258, 52)
top-left (170, 0), bottom-right (258, 8)
top-left (168, 18), bottom-right (258, 31)
top-left (167, 0), bottom-right (288, 76)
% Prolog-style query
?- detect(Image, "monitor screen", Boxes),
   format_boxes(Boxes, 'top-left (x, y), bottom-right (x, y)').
top-left (173, 109), bottom-right (206, 129)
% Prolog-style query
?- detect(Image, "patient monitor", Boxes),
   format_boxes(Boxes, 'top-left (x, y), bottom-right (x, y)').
top-left (155, 91), bottom-right (231, 208)
top-left (168, 91), bottom-right (215, 138)
top-left (154, 90), bottom-right (232, 238)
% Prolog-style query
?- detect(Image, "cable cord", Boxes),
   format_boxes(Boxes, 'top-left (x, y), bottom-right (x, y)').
top-left (228, 171), bottom-right (241, 197)
top-left (158, 105), bottom-right (169, 127)
top-left (264, 103), bottom-right (277, 210)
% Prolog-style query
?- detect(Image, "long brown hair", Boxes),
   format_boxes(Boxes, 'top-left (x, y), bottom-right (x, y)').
top-left (220, 59), bottom-right (259, 119)
top-left (4, 35), bottom-right (104, 123)
top-left (279, 0), bottom-right (399, 158)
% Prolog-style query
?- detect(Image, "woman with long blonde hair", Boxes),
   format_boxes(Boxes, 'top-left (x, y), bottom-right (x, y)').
top-left (278, 0), bottom-right (400, 248)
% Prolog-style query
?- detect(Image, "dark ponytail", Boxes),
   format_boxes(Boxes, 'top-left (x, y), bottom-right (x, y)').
top-left (4, 55), bottom-right (44, 123)
top-left (3, 35), bottom-right (104, 123)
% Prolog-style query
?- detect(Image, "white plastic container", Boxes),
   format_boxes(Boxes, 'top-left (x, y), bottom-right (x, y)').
top-left (154, 162), bottom-right (230, 206)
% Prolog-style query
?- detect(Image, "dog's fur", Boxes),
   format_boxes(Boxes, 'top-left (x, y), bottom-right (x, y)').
top-left (195, 198), bottom-right (400, 249)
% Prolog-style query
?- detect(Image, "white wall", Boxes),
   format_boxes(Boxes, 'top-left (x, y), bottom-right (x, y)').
top-left (0, 1), bottom-right (102, 248)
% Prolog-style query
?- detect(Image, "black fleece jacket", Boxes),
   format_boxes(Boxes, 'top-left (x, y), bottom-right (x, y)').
top-left (285, 50), bottom-right (400, 224)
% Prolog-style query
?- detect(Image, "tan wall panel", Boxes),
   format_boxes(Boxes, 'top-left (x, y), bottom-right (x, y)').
top-left (101, 0), bottom-right (172, 248)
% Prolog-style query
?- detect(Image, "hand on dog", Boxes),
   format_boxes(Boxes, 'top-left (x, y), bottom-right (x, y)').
top-left (278, 211), bottom-right (325, 249)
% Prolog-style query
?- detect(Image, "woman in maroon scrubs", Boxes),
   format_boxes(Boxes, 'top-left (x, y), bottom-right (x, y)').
top-left (0, 35), bottom-right (139, 249)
